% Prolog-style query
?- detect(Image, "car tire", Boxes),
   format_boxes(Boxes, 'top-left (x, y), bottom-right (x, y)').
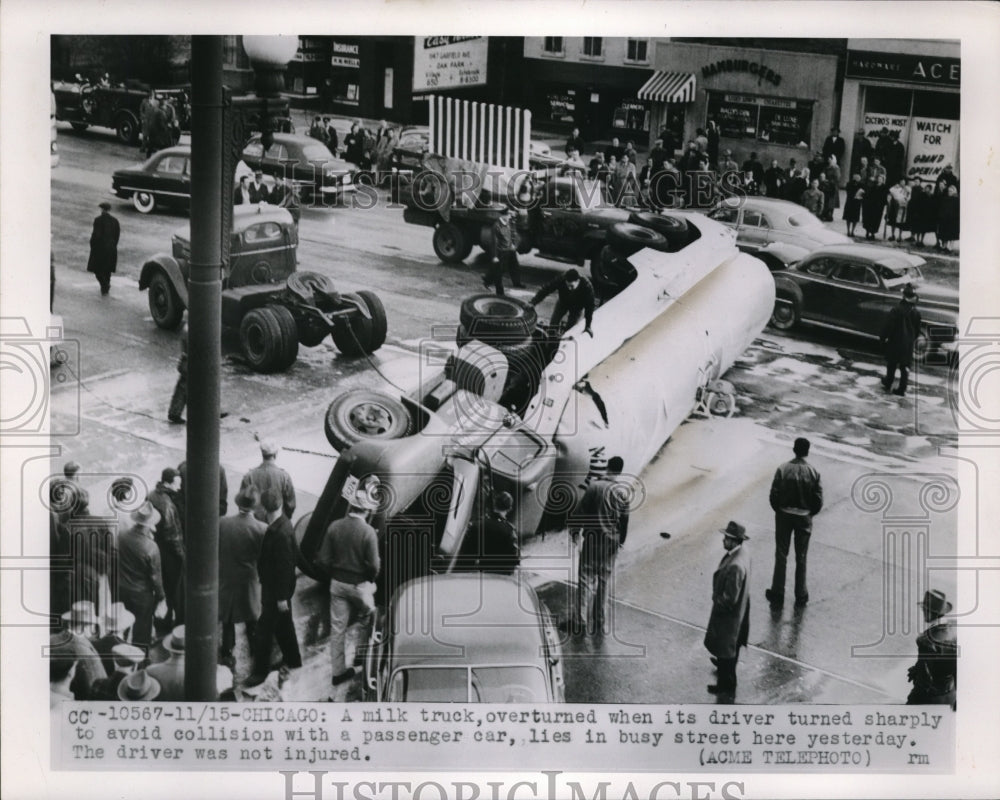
top-left (324, 388), bottom-right (413, 451)
top-left (147, 271), bottom-right (184, 330)
top-left (70, 122), bottom-right (89, 132)
top-left (132, 191), bottom-right (156, 214)
top-left (268, 304), bottom-right (300, 370)
top-left (770, 293), bottom-right (801, 331)
top-left (590, 245), bottom-right (638, 300)
top-left (627, 212), bottom-right (691, 250)
top-left (331, 291), bottom-right (387, 356)
top-left (116, 112), bottom-right (139, 145)
top-left (606, 222), bottom-right (669, 255)
top-left (357, 290), bottom-right (388, 353)
top-left (459, 294), bottom-right (537, 342)
top-left (239, 306), bottom-right (290, 373)
top-left (432, 223), bottom-right (470, 264)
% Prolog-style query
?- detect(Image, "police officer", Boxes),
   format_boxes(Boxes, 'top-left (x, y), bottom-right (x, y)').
top-left (482, 207), bottom-right (523, 295)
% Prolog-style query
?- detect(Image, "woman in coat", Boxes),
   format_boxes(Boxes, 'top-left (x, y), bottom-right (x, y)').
top-left (905, 181), bottom-right (930, 246)
top-left (936, 184), bottom-right (960, 252)
top-left (842, 173), bottom-right (864, 237)
top-left (821, 155), bottom-right (841, 221)
top-left (886, 177), bottom-right (911, 242)
top-left (861, 174), bottom-right (889, 240)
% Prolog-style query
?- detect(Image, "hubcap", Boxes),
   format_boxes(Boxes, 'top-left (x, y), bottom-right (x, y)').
top-left (348, 402), bottom-right (394, 435)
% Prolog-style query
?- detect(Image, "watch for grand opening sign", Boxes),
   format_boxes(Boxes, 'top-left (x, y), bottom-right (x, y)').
top-left (413, 36), bottom-right (489, 93)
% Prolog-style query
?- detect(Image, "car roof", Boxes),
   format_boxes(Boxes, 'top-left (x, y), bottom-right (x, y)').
top-left (718, 196), bottom-right (808, 214)
top-left (389, 574), bottom-right (549, 668)
top-left (149, 145), bottom-right (190, 158)
top-left (807, 243), bottom-right (926, 268)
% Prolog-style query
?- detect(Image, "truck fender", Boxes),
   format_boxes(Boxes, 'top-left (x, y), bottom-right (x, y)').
top-left (139, 255), bottom-right (189, 308)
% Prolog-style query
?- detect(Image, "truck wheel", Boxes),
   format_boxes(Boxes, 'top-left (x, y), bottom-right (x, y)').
top-left (268, 304), bottom-right (300, 369)
top-left (459, 294), bottom-right (537, 343)
top-left (70, 122), bottom-right (89, 132)
top-left (433, 223), bottom-right (470, 264)
top-left (148, 271), bottom-right (184, 330)
top-left (239, 307), bottom-right (289, 373)
top-left (627, 212), bottom-right (691, 250)
top-left (357, 290), bottom-right (388, 352)
top-left (116, 112), bottom-right (139, 145)
top-left (132, 191), bottom-right (156, 214)
top-left (770, 294), bottom-right (801, 331)
top-left (297, 317), bottom-right (329, 348)
top-left (606, 222), bottom-right (669, 254)
top-left (324, 389), bottom-right (413, 451)
top-left (332, 291), bottom-right (387, 356)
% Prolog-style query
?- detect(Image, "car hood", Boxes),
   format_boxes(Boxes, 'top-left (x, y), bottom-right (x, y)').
top-left (112, 163), bottom-right (147, 177)
top-left (803, 226), bottom-right (852, 245)
top-left (914, 280), bottom-right (959, 307)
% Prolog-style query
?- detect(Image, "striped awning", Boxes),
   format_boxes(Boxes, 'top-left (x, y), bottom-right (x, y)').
top-left (637, 71), bottom-right (697, 103)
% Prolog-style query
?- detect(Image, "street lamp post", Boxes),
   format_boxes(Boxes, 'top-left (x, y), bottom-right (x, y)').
top-left (184, 35), bottom-right (296, 700)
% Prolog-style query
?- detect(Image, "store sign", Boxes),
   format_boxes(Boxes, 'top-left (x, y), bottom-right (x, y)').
top-left (846, 50), bottom-right (960, 87)
top-left (413, 36), bottom-right (488, 92)
top-left (702, 59), bottom-right (781, 87)
top-left (863, 112), bottom-right (910, 146)
top-left (547, 92), bottom-right (576, 123)
top-left (331, 41), bottom-right (360, 69)
top-left (708, 92), bottom-right (812, 147)
top-left (906, 117), bottom-right (958, 183)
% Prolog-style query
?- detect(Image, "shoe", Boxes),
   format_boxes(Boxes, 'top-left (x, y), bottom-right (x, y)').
top-left (481, 278), bottom-right (492, 290)
top-left (765, 588), bottom-right (783, 606)
top-left (881, 380), bottom-right (892, 392)
top-left (243, 673), bottom-right (268, 689)
top-left (331, 668), bottom-right (355, 686)
top-left (168, 415), bottom-right (186, 424)
top-left (892, 390), bottom-right (906, 397)
top-left (794, 596), bottom-right (809, 608)
top-left (219, 653), bottom-right (236, 671)
top-left (707, 684), bottom-right (735, 695)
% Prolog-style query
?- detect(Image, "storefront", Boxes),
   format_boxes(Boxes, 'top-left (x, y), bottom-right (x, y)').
top-left (643, 41), bottom-right (840, 165)
top-left (839, 40), bottom-right (960, 185)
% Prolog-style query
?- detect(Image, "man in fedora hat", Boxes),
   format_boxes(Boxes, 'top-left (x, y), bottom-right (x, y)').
top-left (90, 642), bottom-right (144, 700)
top-left (117, 669), bottom-right (161, 702)
top-left (50, 625), bottom-right (105, 700)
top-left (94, 602), bottom-right (136, 675)
top-left (146, 625), bottom-right (187, 701)
top-left (62, 600), bottom-right (99, 641)
top-left (87, 200), bottom-right (120, 295)
top-left (317, 479), bottom-right (381, 688)
top-left (705, 521), bottom-right (751, 696)
top-left (880, 283), bottom-right (922, 397)
top-left (240, 440), bottom-right (296, 521)
top-left (116, 501), bottom-right (165, 648)
top-left (766, 437), bottom-right (823, 608)
top-left (147, 467), bottom-right (185, 628)
top-left (218, 488), bottom-right (267, 671)
top-left (907, 589), bottom-right (957, 707)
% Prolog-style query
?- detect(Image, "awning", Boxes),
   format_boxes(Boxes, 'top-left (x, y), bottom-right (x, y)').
top-left (637, 71), bottom-right (697, 103)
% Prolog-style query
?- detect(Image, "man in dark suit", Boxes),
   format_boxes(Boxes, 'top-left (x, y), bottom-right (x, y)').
top-left (564, 127), bottom-right (586, 157)
top-left (906, 589), bottom-right (957, 707)
top-left (822, 127), bottom-right (845, 165)
top-left (880, 284), bottom-right (922, 396)
top-left (87, 201), bottom-right (120, 295)
top-left (115, 502), bottom-right (165, 649)
top-left (246, 488), bottom-right (302, 687)
top-left (704, 521), bottom-right (751, 696)
top-left (218, 488), bottom-right (266, 670)
top-left (249, 170), bottom-right (270, 204)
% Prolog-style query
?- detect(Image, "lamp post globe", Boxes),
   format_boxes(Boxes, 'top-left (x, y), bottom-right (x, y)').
top-left (242, 35), bottom-right (299, 97)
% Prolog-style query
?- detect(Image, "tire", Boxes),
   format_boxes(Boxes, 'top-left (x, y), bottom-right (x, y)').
top-left (432, 223), bottom-right (469, 264)
top-left (627, 211), bottom-right (691, 250)
top-left (147, 271), bottom-right (184, 330)
top-left (116, 112), bottom-right (139, 145)
top-left (331, 291), bottom-right (387, 356)
top-left (268, 304), bottom-right (300, 370)
top-left (324, 389), bottom-right (413, 451)
top-left (770, 293), bottom-right (801, 331)
top-left (606, 222), bottom-right (669, 255)
top-left (132, 191), bottom-right (156, 214)
top-left (706, 391), bottom-right (736, 418)
top-left (459, 294), bottom-right (537, 342)
top-left (239, 307), bottom-right (289, 373)
top-left (296, 317), bottom-right (329, 348)
top-left (357, 290), bottom-right (387, 353)
top-left (591, 245), bottom-right (638, 300)
top-left (70, 122), bottom-right (89, 132)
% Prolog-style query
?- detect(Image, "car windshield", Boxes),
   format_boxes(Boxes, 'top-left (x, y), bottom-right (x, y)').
top-left (301, 143), bottom-right (334, 162)
top-left (786, 210), bottom-right (823, 228)
top-left (389, 665), bottom-right (549, 702)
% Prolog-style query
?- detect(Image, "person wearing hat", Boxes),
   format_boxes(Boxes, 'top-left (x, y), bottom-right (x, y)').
top-left (880, 283), bottom-right (922, 397)
top-left (239, 440), bottom-right (296, 521)
top-left (177, 459), bottom-right (229, 518)
top-left (249, 169), bottom-right (270, 204)
top-left (246, 488), bottom-right (303, 688)
top-left (168, 322), bottom-right (188, 425)
top-left (766, 437), bottom-right (823, 608)
top-left (477, 490), bottom-right (520, 576)
top-left (116, 501), bottom-right (165, 648)
top-left (50, 625), bottom-right (105, 700)
top-left (94, 602), bottom-right (136, 675)
top-left (90, 642), bottom-right (144, 700)
top-left (86, 200), bottom-right (120, 296)
top-left (317, 480), bottom-right (381, 688)
top-left (50, 635), bottom-right (80, 709)
top-left (907, 589), bottom-right (958, 707)
top-left (147, 467), bottom-right (185, 628)
top-left (482, 207), bottom-right (524, 296)
top-left (62, 600), bottom-right (99, 641)
top-left (218, 488), bottom-right (267, 671)
top-left (117, 669), bottom-right (161, 702)
top-left (146, 625), bottom-right (187, 701)
top-left (528, 267), bottom-right (596, 337)
top-left (704, 521), bottom-right (751, 696)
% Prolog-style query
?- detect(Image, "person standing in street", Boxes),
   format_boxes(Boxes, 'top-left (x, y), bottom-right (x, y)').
top-left (482, 207), bottom-right (523, 295)
top-left (218, 488), bottom-right (267, 671)
top-left (528, 268), bottom-right (596, 337)
top-left (317, 483), bottom-right (381, 689)
top-left (880, 284), bottom-right (922, 397)
top-left (862, 174), bottom-right (889, 240)
top-left (146, 467), bottom-right (185, 628)
top-left (115, 501), bottom-right (165, 649)
top-left (246, 488), bottom-right (302, 687)
top-left (168, 323), bottom-right (188, 424)
top-left (87, 201), bottom-right (119, 296)
top-left (906, 589), bottom-right (957, 708)
top-left (565, 456), bottom-right (630, 636)
top-left (564, 127), bottom-right (586, 157)
top-left (766, 437), bottom-right (823, 608)
top-left (704, 521), bottom-right (751, 696)
top-left (240, 440), bottom-right (297, 522)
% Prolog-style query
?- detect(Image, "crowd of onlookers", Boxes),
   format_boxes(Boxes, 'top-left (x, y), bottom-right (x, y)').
top-left (306, 115), bottom-right (399, 174)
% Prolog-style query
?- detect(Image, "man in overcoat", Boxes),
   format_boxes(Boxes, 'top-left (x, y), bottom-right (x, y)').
top-left (115, 501), bottom-right (164, 649)
top-left (705, 521), bottom-right (751, 696)
top-left (87, 201), bottom-right (119, 295)
top-left (240, 441), bottom-right (297, 521)
top-left (880, 284), bottom-right (922, 396)
top-left (906, 589), bottom-right (957, 708)
top-left (218, 487), bottom-right (266, 669)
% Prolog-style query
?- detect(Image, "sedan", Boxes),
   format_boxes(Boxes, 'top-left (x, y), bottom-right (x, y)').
top-left (361, 573), bottom-right (565, 703)
top-left (706, 196), bottom-right (850, 267)
top-left (240, 132), bottom-right (356, 204)
top-left (389, 125), bottom-right (429, 175)
top-left (770, 243), bottom-right (959, 361)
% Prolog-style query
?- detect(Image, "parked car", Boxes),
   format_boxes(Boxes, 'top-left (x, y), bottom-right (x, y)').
top-left (769, 243), bottom-right (958, 362)
top-left (240, 133), bottom-right (356, 205)
top-left (138, 204), bottom-right (387, 372)
top-left (706, 197), bottom-right (850, 269)
top-left (389, 125), bottom-right (430, 175)
top-left (359, 574), bottom-right (565, 702)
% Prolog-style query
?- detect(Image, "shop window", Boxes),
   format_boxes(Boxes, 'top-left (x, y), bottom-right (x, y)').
top-left (707, 91), bottom-right (813, 148)
top-left (626, 39), bottom-right (648, 64)
top-left (582, 37), bottom-right (603, 59)
top-left (543, 37), bottom-right (564, 55)
top-left (912, 90), bottom-right (959, 120)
